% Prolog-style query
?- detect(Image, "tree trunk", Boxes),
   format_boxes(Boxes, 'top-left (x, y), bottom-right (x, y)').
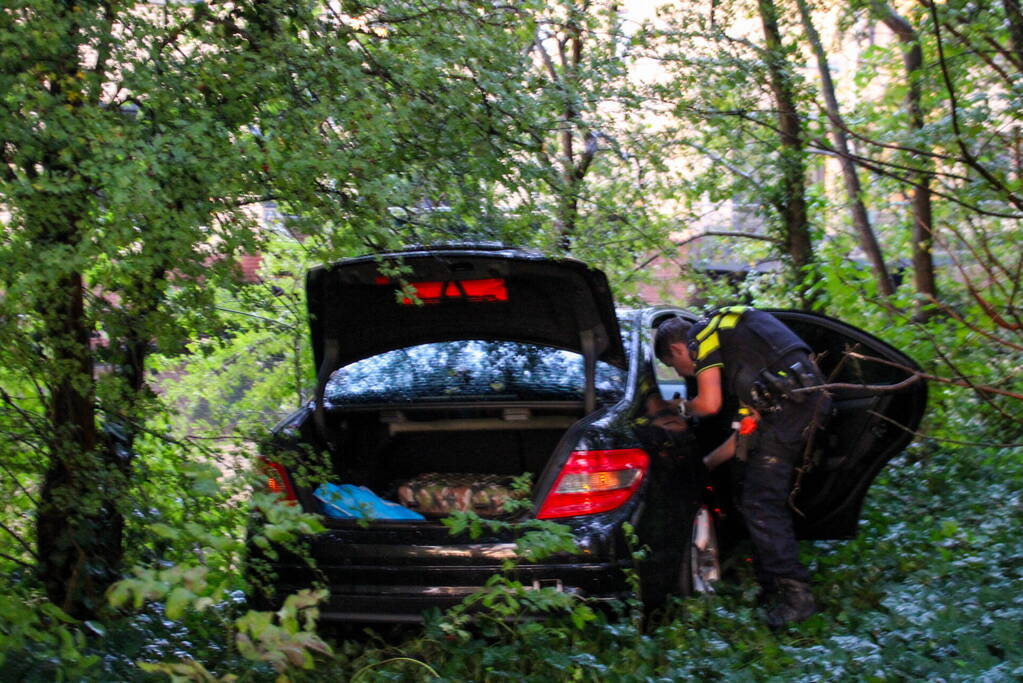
top-left (33, 266), bottom-right (128, 619)
top-left (796, 0), bottom-right (895, 297)
top-left (873, 0), bottom-right (938, 321)
top-left (758, 0), bottom-right (818, 310)
top-left (534, 2), bottom-right (602, 254)
top-left (557, 8), bottom-right (585, 252)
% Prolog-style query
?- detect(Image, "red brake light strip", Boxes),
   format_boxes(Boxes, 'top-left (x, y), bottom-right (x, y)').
top-left (376, 278), bottom-right (508, 304)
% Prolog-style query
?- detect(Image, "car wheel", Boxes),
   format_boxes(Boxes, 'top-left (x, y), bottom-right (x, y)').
top-left (680, 505), bottom-right (721, 595)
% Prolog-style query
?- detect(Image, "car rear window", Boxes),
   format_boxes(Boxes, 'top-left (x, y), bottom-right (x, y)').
top-left (324, 340), bottom-right (628, 406)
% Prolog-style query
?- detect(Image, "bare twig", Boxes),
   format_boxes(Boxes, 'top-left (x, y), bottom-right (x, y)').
top-left (790, 372), bottom-right (923, 395)
top-left (0, 550), bottom-right (34, 570)
top-left (0, 519), bottom-right (38, 560)
top-left (842, 351), bottom-right (1023, 402)
top-left (927, 1), bottom-right (1023, 213)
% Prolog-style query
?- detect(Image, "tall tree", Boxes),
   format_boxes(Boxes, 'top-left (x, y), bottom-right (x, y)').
top-left (868, 0), bottom-right (937, 318)
top-left (522, 0), bottom-right (664, 266)
top-left (796, 0), bottom-right (895, 297)
top-left (648, 0), bottom-right (821, 308)
top-left (1, 0), bottom-right (269, 615)
top-left (0, 0), bottom-right (554, 617)
top-left (758, 0), bottom-right (817, 308)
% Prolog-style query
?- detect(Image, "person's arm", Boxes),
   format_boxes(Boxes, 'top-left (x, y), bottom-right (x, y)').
top-left (703, 432), bottom-right (737, 470)
top-left (685, 366), bottom-right (723, 417)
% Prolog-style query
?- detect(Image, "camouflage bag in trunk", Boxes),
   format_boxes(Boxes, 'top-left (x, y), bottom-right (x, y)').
top-left (397, 473), bottom-right (521, 518)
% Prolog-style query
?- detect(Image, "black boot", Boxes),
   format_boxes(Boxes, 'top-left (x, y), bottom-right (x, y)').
top-left (765, 578), bottom-right (816, 628)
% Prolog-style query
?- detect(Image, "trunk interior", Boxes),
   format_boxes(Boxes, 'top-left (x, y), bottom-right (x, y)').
top-left (318, 403), bottom-right (585, 520)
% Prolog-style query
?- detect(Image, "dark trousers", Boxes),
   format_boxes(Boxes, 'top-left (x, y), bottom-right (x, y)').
top-left (737, 392), bottom-right (830, 586)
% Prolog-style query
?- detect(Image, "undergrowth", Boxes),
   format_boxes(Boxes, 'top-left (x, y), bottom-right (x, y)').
top-left (2, 437), bottom-right (1021, 681)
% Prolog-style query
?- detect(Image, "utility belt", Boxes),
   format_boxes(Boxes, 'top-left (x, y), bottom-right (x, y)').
top-left (746, 354), bottom-right (824, 412)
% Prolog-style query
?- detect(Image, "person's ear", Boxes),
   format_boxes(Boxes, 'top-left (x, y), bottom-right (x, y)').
top-left (670, 341), bottom-right (690, 362)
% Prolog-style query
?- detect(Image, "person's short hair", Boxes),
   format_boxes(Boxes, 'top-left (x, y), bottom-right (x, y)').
top-left (653, 317), bottom-right (693, 363)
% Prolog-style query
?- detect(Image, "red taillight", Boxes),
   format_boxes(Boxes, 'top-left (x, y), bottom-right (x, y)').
top-left (260, 459), bottom-right (297, 504)
top-left (537, 449), bottom-right (650, 519)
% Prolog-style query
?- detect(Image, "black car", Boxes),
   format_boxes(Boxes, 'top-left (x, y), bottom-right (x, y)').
top-left (250, 245), bottom-right (927, 623)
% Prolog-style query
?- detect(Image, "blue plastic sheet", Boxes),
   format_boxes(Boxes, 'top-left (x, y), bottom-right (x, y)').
top-left (313, 483), bottom-right (425, 520)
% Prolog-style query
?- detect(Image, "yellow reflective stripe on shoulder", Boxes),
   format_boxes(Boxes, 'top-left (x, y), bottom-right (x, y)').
top-left (695, 314), bottom-right (722, 342)
top-left (696, 306), bottom-right (747, 342)
top-left (695, 362), bottom-right (723, 376)
top-left (718, 306), bottom-right (749, 330)
top-left (692, 306), bottom-right (749, 358)
top-left (697, 331), bottom-right (719, 359)
top-left (719, 311), bottom-right (742, 330)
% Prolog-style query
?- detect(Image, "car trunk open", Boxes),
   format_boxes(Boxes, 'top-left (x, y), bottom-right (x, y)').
top-left (294, 247), bottom-right (628, 522)
top-left (317, 403), bottom-right (579, 519)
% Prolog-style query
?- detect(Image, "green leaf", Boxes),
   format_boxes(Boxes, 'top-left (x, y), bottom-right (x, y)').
top-left (165, 587), bottom-right (193, 620)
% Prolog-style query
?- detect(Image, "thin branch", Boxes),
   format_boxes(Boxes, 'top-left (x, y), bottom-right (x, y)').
top-left (940, 18), bottom-right (1018, 83)
top-left (672, 230), bottom-right (781, 249)
top-left (852, 290), bottom-right (1022, 422)
top-left (574, 129), bottom-right (599, 182)
top-left (806, 129), bottom-right (972, 182)
top-left (790, 371), bottom-right (923, 395)
top-left (982, 33), bottom-right (1023, 71)
top-left (809, 140), bottom-right (1023, 219)
top-left (671, 103), bottom-right (786, 140)
top-left (912, 311), bottom-right (1021, 422)
top-left (927, 221), bottom-right (1023, 331)
top-left (0, 550), bottom-right (34, 570)
top-left (809, 103), bottom-right (974, 168)
top-left (631, 252), bottom-right (663, 274)
top-left (533, 37), bottom-right (561, 84)
top-left (959, 211), bottom-right (1016, 299)
top-left (0, 519), bottom-right (38, 560)
top-left (843, 351), bottom-right (1023, 401)
top-left (0, 387), bottom-right (48, 440)
top-left (927, 1), bottom-right (1023, 213)
top-left (0, 458), bottom-right (40, 507)
top-left (680, 141), bottom-right (781, 213)
top-left (97, 409), bottom-right (220, 458)
top-left (925, 296), bottom-right (1023, 352)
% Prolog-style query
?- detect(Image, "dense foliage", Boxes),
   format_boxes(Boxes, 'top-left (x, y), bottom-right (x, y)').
top-left (1, 0), bottom-right (1021, 679)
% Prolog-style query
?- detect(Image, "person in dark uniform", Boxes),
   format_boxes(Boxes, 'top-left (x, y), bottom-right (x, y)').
top-left (654, 306), bottom-right (831, 627)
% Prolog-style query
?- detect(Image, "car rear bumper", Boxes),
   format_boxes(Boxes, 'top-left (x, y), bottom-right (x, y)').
top-left (274, 564), bottom-right (630, 622)
top-left (251, 545), bottom-right (632, 622)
